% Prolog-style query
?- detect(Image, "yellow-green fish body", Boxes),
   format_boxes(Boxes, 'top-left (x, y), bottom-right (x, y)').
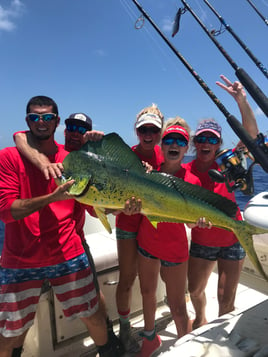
top-left (58, 133), bottom-right (268, 281)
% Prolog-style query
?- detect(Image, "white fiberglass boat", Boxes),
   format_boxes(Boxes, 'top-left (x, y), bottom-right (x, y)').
top-left (21, 204), bottom-right (268, 357)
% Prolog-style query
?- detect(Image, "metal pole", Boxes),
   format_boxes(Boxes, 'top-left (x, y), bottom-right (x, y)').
top-left (203, 0), bottom-right (268, 79)
top-left (181, 0), bottom-right (268, 117)
top-left (130, 0), bottom-right (268, 172)
top-left (246, 0), bottom-right (268, 26)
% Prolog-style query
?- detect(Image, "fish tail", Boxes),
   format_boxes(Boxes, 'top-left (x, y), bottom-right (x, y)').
top-left (234, 221), bottom-right (268, 281)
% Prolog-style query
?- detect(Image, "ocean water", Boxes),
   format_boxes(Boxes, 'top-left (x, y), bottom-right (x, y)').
top-left (0, 161), bottom-right (267, 255)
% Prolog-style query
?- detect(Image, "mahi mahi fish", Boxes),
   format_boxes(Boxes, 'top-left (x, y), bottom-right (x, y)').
top-left (57, 133), bottom-right (268, 281)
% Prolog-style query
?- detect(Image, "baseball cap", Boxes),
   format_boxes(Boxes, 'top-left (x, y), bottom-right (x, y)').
top-left (65, 113), bottom-right (92, 131)
top-left (195, 119), bottom-right (222, 138)
top-left (135, 113), bottom-right (162, 129)
top-left (162, 125), bottom-right (189, 142)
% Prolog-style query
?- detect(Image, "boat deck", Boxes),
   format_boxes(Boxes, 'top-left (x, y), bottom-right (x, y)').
top-left (21, 215), bottom-right (268, 356)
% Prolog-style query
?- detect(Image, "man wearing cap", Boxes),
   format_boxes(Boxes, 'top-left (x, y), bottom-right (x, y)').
top-left (0, 97), bottom-right (124, 357)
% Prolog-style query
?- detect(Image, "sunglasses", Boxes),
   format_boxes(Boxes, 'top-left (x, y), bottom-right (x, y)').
top-left (137, 126), bottom-right (161, 135)
top-left (66, 123), bottom-right (87, 135)
top-left (194, 136), bottom-right (220, 145)
top-left (27, 113), bottom-right (57, 122)
top-left (162, 137), bottom-right (188, 147)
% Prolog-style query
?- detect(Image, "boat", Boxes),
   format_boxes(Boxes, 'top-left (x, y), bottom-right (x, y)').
top-left (21, 208), bottom-right (268, 357)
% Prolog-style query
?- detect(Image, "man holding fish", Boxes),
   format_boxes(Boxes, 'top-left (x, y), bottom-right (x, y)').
top-left (0, 97), bottom-right (127, 357)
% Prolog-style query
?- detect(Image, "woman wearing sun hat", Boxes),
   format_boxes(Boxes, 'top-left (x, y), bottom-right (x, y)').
top-left (115, 103), bottom-right (164, 354)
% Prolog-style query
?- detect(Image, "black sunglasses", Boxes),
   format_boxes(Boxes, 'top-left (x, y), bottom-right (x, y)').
top-left (137, 126), bottom-right (161, 134)
top-left (194, 136), bottom-right (220, 145)
top-left (27, 113), bottom-right (57, 122)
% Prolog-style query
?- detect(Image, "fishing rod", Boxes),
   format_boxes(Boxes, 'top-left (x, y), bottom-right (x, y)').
top-left (203, 0), bottom-right (268, 79)
top-left (246, 0), bottom-right (268, 26)
top-left (130, 0), bottom-right (268, 179)
top-left (181, 0), bottom-right (268, 117)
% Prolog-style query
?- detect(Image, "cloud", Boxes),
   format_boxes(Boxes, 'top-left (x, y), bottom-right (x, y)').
top-left (92, 49), bottom-right (106, 57)
top-left (162, 17), bottom-right (173, 33)
top-left (0, 0), bottom-right (24, 32)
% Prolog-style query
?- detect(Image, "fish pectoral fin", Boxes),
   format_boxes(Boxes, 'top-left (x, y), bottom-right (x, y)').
top-left (94, 207), bottom-right (112, 234)
top-left (150, 221), bottom-right (158, 229)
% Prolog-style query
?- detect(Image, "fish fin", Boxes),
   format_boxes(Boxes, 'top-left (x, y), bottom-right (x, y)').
top-left (94, 207), bottom-right (112, 234)
top-left (148, 171), bottom-right (238, 218)
top-left (79, 133), bottom-right (146, 174)
top-left (234, 221), bottom-right (268, 281)
top-left (150, 220), bottom-right (158, 229)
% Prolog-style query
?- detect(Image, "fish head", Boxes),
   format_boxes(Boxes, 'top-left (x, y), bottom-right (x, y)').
top-left (56, 150), bottom-right (93, 196)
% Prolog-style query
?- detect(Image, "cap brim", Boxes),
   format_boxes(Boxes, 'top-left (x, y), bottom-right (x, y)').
top-left (195, 129), bottom-right (221, 138)
top-left (65, 118), bottom-right (91, 130)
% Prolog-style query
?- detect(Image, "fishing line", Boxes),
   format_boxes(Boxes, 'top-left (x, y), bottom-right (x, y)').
top-left (203, 0), bottom-right (268, 79)
top-left (121, 0), bottom-right (184, 78)
top-left (181, 0), bottom-right (268, 117)
top-left (130, 0), bottom-right (268, 173)
top-left (246, 0), bottom-right (268, 26)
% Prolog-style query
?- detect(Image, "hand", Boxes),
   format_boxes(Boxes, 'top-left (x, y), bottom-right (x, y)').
top-left (51, 180), bottom-right (75, 202)
top-left (216, 75), bottom-right (246, 104)
top-left (84, 130), bottom-right (104, 142)
top-left (142, 161), bottom-right (153, 173)
top-left (41, 162), bottom-right (64, 180)
top-left (187, 217), bottom-right (212, 229)
top-left (123, 197), bottom-right (142, 215)
top-left (196, 217), bottom-right (212, 229)
top-left (109, 196), bottom-right (142, 216)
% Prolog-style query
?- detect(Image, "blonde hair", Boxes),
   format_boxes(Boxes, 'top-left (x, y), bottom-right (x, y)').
top-left (162, 116), bottom-right (191, 137)
top-left (135, 103), bottom-right (164, 130)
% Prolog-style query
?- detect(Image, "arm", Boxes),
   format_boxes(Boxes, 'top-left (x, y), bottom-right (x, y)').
top-left (10, 180), bottom-right (75, 220)
top-left (14, 132), bottom-right (63, 179)
top-left (84, 130), bottom-right (105, 142)
top-left (216, 75), bottom-right (259, 139)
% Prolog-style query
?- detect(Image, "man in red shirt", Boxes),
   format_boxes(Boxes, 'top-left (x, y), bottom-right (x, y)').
top-left (0, 96), bottom-right (124, 357)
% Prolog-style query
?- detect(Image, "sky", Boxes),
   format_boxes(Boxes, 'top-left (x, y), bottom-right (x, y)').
top-left (0, 0), bottom-right (267, 151)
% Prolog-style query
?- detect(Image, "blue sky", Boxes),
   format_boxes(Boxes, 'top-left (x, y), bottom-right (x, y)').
top-left (0, 0), bottom-right (267, 151)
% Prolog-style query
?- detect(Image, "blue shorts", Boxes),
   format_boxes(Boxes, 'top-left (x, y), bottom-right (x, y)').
top-left (0, 253), bottom-right (98, 338)
top-left (138, 246), bottom-right (181, 267)
top-left (116, 227), bottom-right (137, 240)
top-left (190, 241), bottom-right (246, 261)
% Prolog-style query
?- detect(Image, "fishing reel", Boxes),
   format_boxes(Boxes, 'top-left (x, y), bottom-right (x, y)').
top-left (209, 132), bottom-right (268, 195)
top-left (208, 148), bottom-right (254, 195)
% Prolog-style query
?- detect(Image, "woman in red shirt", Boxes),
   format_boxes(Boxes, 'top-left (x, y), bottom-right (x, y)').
top-left (136, 119), bottom-right (202, 357)
top-left (115, 104), bottom-right (164, 353)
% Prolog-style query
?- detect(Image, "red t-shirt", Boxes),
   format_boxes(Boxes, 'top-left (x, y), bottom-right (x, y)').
top-left (116, 145), bottom-right (163, 233)
top-left (0, 144), bottom-right (86, 268)
top-left (184, 160), bottom-right (242, 247)
top-left (136, 165), bottom-right (201, 263)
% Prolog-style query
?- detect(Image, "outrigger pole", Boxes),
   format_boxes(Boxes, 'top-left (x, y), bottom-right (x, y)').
top-left (203, 0), bottom-right (268, 79)
top-left (130, 0), bottom-right (268, 172)
top-left (181, 0), bottom-right (268, 117)
top-left (246, 0), bottom-right (268, 26)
